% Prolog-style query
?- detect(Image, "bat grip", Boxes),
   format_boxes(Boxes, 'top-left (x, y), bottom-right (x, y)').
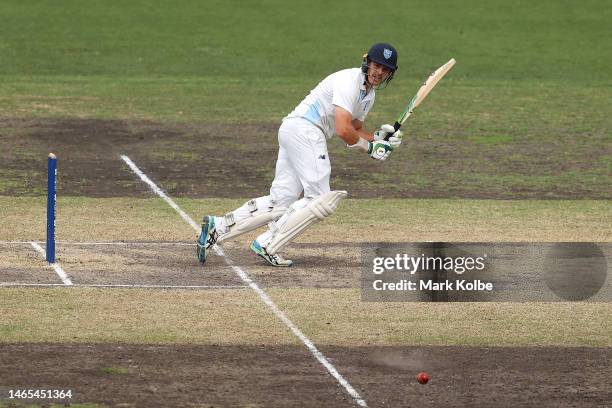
top-left (383, 121), bottom-right (402, 141)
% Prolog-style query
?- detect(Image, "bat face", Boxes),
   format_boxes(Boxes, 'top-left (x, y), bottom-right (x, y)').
top-left (415, 59), bottom-right (455, 101)
top-left (396, 58), bottom-right (456, 127)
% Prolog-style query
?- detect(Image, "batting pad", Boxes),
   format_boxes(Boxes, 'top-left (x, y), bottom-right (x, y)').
top-left (266, 190), bottom-right (347, 254)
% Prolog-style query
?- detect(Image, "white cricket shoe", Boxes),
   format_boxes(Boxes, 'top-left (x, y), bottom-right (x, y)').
top-left (250, 239), bottom-right (293, 267)
top-left (196, 215), bottom-right (218, 264)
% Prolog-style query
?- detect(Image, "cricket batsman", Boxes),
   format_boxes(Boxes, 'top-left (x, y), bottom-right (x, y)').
top-left (197, 42), bottom-right (403, 266)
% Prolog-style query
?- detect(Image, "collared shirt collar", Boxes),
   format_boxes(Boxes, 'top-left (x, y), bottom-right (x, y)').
top-left (360, 71), bottom-right (373, 93)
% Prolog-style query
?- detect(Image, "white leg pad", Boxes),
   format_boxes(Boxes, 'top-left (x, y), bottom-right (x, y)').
top-left (266, 190), bottom-right (347, 254)
top-left (218, 198), bottom-right (286, 243)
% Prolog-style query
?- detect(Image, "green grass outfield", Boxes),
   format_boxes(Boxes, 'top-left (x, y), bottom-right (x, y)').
top-left (2, 1), bottom-right (608, 81)
top-left (0, 0), bottom-right (610, 129)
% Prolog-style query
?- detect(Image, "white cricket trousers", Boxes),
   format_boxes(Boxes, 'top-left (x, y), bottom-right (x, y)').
top-left (216, 117), bottom-right (331, 240)
top-left (270, 117), bottom-right (331, 207)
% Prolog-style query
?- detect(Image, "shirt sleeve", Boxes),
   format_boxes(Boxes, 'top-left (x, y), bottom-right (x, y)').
top-left (331, 72), bottom-right (360, 116)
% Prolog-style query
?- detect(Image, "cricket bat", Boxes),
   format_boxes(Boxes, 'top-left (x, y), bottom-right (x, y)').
top-left (384, 58), bottom-right (456, 140)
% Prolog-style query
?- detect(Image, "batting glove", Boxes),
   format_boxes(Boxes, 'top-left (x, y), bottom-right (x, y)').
top-left (368, 140), bottom-right (393, 161)
top-left (374, 124), bottom-right (403, 148)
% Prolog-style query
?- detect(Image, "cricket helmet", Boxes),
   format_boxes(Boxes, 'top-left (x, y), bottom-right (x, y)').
top-left (361, 43), bottom-right (398, 88)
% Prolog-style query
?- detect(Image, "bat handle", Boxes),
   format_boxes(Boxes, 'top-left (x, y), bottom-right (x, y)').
top-left (383, 121), bottom-right (402, 141)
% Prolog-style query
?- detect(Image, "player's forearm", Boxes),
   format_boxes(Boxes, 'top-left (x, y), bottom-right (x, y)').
top-left (337, 127), bottom-right (365, 147)
top-left (339, 130), bottom-right (372, 154)
top-left (336, 123), bottom-right (373, 145)
top-left (352, 119), bottom-right (374, 141)
top-left (335, 108), bottom-right (372, 147)
top-left (356, 127), bottom-right (374, 141)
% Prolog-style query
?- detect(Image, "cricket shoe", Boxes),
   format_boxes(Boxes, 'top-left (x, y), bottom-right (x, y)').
top-left (250, 239), bottom-right (293, 267)
top-left (196, 215), bottom-right (218, 264)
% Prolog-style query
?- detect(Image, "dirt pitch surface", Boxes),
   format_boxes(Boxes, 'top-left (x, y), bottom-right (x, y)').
top-left (0, 241), bottom-right (360, 288)
top-left (2, 118), bottom-right (610, 199)
top-left (1, 343), bottom-right (610, 407)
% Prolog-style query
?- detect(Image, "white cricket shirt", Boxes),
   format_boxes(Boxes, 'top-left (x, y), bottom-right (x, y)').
top-left (285, 68), bottom-right (376, 139)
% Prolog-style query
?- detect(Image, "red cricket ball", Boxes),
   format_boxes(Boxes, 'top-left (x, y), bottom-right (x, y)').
top-left (416, 372), bottom-right (429, 384)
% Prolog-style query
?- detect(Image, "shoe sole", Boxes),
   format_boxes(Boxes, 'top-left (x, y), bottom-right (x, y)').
top-left (250, 241), bottom-right (292, 267)
top-left (197, 216), bottom-right (213, 264)
top-left (196, 242), bottom-right (206, 264)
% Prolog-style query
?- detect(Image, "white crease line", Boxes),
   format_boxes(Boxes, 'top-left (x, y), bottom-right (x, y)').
top-left (29, 242), bottom-right (73, 286)
top-left (0, 283), bottom-right (246, 289)
top-left (0, 241), bottom-right (194, 246)
top-left (121, 155), bottom-right (200, 231)
top-left (120, 154), bottom-right (368, 408)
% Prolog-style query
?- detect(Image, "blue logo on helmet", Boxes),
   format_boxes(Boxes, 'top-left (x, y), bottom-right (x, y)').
top-left (383, 48), bottom-right (392, 59)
